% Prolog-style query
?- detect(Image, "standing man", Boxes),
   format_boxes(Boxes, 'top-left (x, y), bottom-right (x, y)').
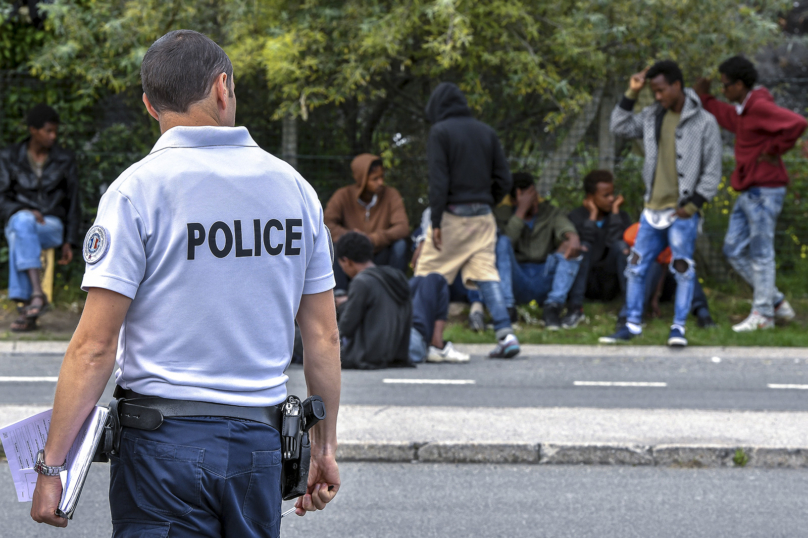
top-left (601, 60), bottom-right (722, 347)
top-left (695, 56), bottom-right (806, 332)
top-left (565, 170), bottom-right (632, 329)
top-left (0, 104), bottom-right (80, 332)
top-left (325, 153), bottom-right (409, 293)
top-left (30, 30), bottom-right (340, 534)
top-left (414, 82), bottom-right (520, 359)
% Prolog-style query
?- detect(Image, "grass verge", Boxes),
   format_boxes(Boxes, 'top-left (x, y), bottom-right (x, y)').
top-left (445, 292), bottom-right (808, 347)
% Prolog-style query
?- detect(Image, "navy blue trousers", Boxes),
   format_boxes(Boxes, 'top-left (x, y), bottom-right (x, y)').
top-left (109, 417), bottom-right (282, 538)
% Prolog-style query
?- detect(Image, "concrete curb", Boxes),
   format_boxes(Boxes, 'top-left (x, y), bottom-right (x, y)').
top-left (334, 442), bottom-right (808, 468)
top-left (4, 441), bottom-right (806, 469)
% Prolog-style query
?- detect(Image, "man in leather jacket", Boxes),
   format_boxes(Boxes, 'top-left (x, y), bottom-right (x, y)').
top-left (0, 104), bottom-right (80, 330)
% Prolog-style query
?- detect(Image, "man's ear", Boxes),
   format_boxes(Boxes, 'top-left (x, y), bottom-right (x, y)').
top-left (142, 93), bottom-right (160, 121)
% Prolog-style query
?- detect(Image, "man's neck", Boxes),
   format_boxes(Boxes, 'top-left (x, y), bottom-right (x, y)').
top-left (27, 138), bottom-right (49, 160)
top-left (670, 93), bottom-right (686, 114)
top-left (157, 106), bottom-right (224, 134)
top-left (736, 87), bottom-right (751, 105)
top-left (354, 261), bottom-right (375, 275)
top-left (359, 189), bottom-right (374, 203)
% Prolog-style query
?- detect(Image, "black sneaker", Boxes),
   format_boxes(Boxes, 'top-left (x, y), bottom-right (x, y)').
top-left (507, 306), bottom-right (518, 324)
top-left (697, 314), bottom-right (716, 328)
top-left (543, 303), bottom-right (562, 331)
top-left (561, 307), bottom-right (585, 329)
top-left (616, 315), bottom-right (627, 331)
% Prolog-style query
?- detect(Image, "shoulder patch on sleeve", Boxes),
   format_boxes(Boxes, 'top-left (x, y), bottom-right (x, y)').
top-left (83, 225), bottom-right (110, 264)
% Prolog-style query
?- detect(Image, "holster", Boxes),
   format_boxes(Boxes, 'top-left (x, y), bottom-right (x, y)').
top-left (280, 395), bottom-right (326, 500)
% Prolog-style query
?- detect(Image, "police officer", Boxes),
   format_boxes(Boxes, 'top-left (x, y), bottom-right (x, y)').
top-left (30, 30), bottom-right (341, 535)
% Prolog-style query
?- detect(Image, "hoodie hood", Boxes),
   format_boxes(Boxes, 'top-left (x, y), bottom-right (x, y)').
top-left (351, 153), bottom-right (381, 193)
top-left (425, 82), bottom-right (472, 124)
top-left (362, 266), bottom-right (410, 305)
top-left (679, 88), bottom-right (705, 121)
top-left (742, 87), bottom-right (774, 113)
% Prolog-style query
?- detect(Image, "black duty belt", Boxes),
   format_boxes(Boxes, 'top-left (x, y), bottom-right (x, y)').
top-left (116, 389), bottom-right (283, 432)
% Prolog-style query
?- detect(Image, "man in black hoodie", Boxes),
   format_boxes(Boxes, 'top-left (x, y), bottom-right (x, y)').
top-left (337, 232), bottom-right (412, 369)
top-left (414, 82), bottom-right (520, 359)
top-left (564, 170), bottom-right (632, 328)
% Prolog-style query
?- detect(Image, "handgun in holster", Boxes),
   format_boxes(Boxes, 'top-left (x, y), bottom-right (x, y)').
top-left (280, 395), bottom-right (326, 500)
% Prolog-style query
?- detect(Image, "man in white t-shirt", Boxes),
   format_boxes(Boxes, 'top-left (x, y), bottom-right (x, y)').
top-left (30, 30), bottom-right (341, 535)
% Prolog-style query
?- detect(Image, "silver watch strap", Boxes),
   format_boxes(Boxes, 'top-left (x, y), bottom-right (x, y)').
top-left (34, 449), bottom-right (67, 476)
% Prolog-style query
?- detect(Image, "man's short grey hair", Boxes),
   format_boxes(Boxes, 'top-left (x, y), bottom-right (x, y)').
top-left (141, 30), bottom-right (234, 114)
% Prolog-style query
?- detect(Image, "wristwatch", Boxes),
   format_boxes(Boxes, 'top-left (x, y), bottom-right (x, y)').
top-left (34, 449), bottom-right (67, 476)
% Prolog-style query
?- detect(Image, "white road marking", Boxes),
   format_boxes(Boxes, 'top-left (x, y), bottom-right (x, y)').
top-left (768, 384), bottom-right (808, 390)
top-left (0, 376), bottom-right (58, 382)
top-left (383, 379), bottom-right (476, 385)
top-left (574, 381), bottom-right (667, 387)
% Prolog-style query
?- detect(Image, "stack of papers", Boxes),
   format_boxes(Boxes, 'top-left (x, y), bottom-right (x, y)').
top-left (0, 406), bottom-right (109, 519)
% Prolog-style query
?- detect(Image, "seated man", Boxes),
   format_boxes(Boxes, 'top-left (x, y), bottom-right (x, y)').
top-left (409, 273), bottom-right (470, 364)
top-left (494, 172), bottom-right (582, 330)
top-left (612, 223), bottom-right (715, 330)
top-left (336, 232), bottom-right (411, 369)
top-left (565, 170), bottom-right (632, 328)
top-left (325, 153), bottom-right (409, 293)
top-left (0, 104), bottom-right (80, 332)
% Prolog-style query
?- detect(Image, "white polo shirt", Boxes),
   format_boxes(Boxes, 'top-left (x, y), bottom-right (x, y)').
top-left (81, 126), bottom-right (335, 406)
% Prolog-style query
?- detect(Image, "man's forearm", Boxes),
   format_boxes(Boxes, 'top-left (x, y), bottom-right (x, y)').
top-left (303, 335), bottom-right (341, 455)
top-left (43, 340), bottom-right (116, 465)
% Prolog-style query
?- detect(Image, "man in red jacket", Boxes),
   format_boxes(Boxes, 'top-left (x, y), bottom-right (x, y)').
top-left (695, 56), bottom-right (807, 332)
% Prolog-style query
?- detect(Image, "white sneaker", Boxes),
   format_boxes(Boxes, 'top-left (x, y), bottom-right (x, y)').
top-left (427, 342), bottom-right (470, 363)
top-left (732, 311), bottom-right (774, 333)
top-left (775, 299), bottom-right (796, 322)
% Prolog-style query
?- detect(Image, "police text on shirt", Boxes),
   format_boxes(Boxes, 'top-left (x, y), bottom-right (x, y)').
top-left (187, 219), bottom-right (303, 260)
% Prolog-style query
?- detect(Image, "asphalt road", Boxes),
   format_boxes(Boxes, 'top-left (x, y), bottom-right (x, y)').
top-left (1, 351), bottom-right (807, 411)
top-left (1, 462), bottom-right (805, 537)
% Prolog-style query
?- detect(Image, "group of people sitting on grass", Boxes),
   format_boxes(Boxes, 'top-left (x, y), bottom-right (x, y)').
top-left (1, 57), bottom-right (802, 361)
top-left (327, 56), bottom-right (805, 368)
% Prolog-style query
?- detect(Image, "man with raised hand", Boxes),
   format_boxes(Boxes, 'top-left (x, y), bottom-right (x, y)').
top-left (695, 56), bottom-right (806, 332)
top-left (601, 60), bottom-right (721, 347)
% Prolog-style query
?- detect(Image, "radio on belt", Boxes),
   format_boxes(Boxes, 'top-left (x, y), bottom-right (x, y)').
top-left (281, 394), bottom-right (326, 500)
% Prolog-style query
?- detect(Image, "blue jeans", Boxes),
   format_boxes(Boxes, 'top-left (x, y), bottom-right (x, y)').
top-left (449, 273), bottom-right (482, 304)
top-left (410, 273), bottom-right (450, 362)
top-left (496, 235), bottom-right (581, 307)
top-left (333, 237), bottom-right (408, 292)
top-left (723, 187), bottom-right (786, 318)
top-left (110, 416), bottom-right (282, 537)
top-left (625, 213), bottom-right (700, 328)
top-left (5, 210), bottom-right (64, 301)
top-left (618, 261), bottom-right (710, 321)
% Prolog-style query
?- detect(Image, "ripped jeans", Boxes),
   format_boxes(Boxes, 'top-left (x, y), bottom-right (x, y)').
top-left (625, 213), bottom-right (700, 328)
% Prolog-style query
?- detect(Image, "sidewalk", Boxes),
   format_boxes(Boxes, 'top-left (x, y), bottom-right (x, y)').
top-left (2, 404), bottom-right (807, 468)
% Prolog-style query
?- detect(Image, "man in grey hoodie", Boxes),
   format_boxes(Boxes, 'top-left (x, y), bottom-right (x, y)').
top-left (337, 232), bottom-right (412, 369)
top-left (601, 60), bottom-right (722, 347)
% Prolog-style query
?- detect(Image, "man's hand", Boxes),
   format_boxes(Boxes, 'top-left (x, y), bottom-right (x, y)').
top-left (411, 241), bottom-right (423, 271)
top-left (758, 153), bottom-right (778, 165)
top-left (30, 474), bottom-right (67, 528)
top-left (629, 68), bottom-right (649, 93)
top-left (515, 185), bottom-right (537, 220)
top-left (558, 233), bottom-right (582, 260)
top-left (582, 198), bottom-right (598, 221)
top-left (675, 207), bottom-right (693, 219)
top-left (693, 77), bottom-right (711, 96)
top-left (29, 210), bottom-right (45, 224)
top-left (612, 194), bottom-right (625, 214)
top-left (58, 243), bottom-right (73, 265)
top-left (432, 228), bottom-right (442, 251)
top-left (294, 452), bottom-right (340, 516)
